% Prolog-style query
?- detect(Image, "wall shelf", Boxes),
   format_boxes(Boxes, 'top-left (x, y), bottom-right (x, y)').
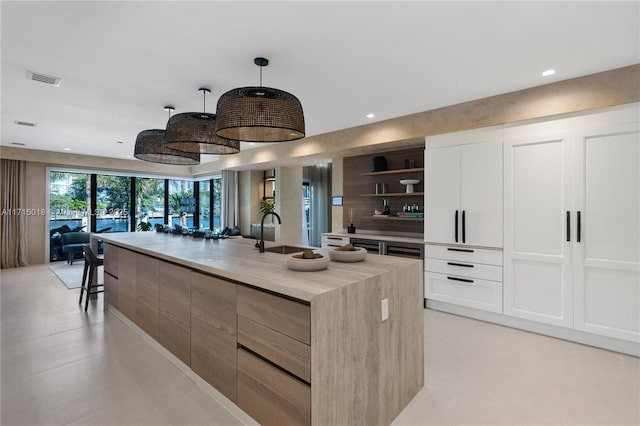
top-left (360, 192), bottom-right (424, 197)
top-left (360, 167), bottom-right (424, 177)
top-left (344, 147), bottom-right (425, 234)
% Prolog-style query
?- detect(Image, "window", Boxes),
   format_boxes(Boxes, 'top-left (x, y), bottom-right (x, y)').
top-left (47, 170), bottom-right (225, 260)
top-left (168, 179), bottom-right (194, 228)
top-left (136, 178), bottom-right (165, 228)
top-left (198, 180), bottom-right (211, 230)
top-left (96, 174), bottom-right (131, 232)
top-left (212, 176), bottom-right (222, 232)
top-left (49, 171), bottom-right (90, 261)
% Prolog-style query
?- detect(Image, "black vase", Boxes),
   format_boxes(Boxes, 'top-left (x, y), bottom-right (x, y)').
top-left (371, 156), bottom-right (387, 172)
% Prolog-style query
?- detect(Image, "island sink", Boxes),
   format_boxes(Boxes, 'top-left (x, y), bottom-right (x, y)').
top-left (263, 245), bottom-right (308, 254)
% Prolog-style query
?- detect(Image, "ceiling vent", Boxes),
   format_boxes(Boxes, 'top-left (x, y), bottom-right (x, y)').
top-left (26, 71), bottom-right (61, 86)
top-left (14, 120), bottom-right (36, 127)
top-left (11, 142), bottom-right (26, 146)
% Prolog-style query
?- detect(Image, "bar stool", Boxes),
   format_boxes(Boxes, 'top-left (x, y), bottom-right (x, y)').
top-left (79, 244), bottom-right (104, 311)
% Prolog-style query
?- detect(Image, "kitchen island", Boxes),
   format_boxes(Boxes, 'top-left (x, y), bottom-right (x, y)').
top-left (97, 232), bottom-right (424, 426)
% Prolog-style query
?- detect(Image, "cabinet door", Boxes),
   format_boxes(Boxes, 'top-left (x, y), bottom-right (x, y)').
top-left (135, 253), bottom-right (159, 339)
top-left (503, 131), bottom-right (574, 327)
top-left (190, 272), bottom-right (237, 401)
top-left (573, 122), bottom-right (640, 342)
top-left (460, 141), bottom-right (503, 247)
top-left (158, 261), bottom-right (191, 366)
top-left (425, 145), bottom-right (460, 244)
top-left (117, 248), bottom-right (137, 321)
top-left (103, 243), bottom-right (119, 277)
top-left (237, 348), bottom-right (310, 426)
top-left (104, 272), bottom-right (118, 310)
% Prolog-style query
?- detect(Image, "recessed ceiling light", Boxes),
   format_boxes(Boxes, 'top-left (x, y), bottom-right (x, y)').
top-left (542, 69), bottom-right (556, 77)
top-left (63, 148), bottom-right (71, 151)
top-left (249, 142), bottom-right (255, 146)
top-left (14, 120), bottom-right (36, 127)
top-left (366, 113), bottom-right (375, 119)
top-left (117, 141), bottom-right (124, 144)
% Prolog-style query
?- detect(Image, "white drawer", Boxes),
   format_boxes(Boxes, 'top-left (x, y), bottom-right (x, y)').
top-left (322, 235), bottom-right (350, 249)
top-left (425, 272), bottom-right (503, 313)
top-left (425, 258), bottom-right (502, 282)
top-left (424, 244), bottom-right (502, 266)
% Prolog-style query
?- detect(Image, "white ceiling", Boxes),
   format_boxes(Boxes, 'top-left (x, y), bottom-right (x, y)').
top-left (1, 1), bottom-right (638, 164)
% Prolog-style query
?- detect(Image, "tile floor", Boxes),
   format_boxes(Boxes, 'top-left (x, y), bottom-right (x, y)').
top-left (1, 264), bottom-right (638, 425)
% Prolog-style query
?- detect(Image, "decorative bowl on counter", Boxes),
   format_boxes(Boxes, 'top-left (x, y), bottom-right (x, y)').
top-left (329, 246), bottom-right (367, 263)
top-left (286, 252), bottom-right (330, 271)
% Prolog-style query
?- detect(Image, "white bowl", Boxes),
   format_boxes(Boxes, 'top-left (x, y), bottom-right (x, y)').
top-left (329, 247), bottom-right (367, 263)
top-left (286, 254), bottom-right (330, 271)
top-left (399, 179), bottom-right (420, 185)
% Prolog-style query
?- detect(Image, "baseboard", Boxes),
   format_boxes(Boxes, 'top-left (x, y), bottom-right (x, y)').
top-left (425, 299), bottom-right (640, 357)
top-left (107, 305), bottom-right (259, 426)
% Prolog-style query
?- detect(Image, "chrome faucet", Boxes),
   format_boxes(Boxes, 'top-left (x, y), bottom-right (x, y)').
top-left (258, 212), bottom-right (281, 253)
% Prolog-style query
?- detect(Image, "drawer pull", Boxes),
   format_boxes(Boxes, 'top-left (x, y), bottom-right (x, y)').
top-left (447, 248), bottom-right (474, 253)
top-left (447, 262), bottom-right (474, 268)
top-left (447, 276), bottom-right (474, 283)
top-left (328, 244), bottom-right (342, 247)
top-left (327, 237), bottom-right (342, 240)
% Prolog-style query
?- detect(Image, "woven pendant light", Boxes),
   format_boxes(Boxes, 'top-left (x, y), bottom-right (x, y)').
top-left (133, 107), bottom-right (200, 165)
top-left (215, 57), bottom-right (305, 143)
top-left (165, 88), bottom-right (240, 155)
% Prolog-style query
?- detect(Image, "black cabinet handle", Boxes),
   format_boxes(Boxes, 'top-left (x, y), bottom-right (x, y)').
top-left (462, 210), bottom-right (466, 244)
top-left (447, 262), bottom-right (474, 268)
top-left (577, 211), bottom-right (581, 243)
top-left (454, 210), bottom-right (459, 243)
top-left (447, 276), bottom-right (474, 283)
top-left (566, 211), bottom-right (571, 242)
top-left (447, 248), bottom-right (474, 253)
top-left (327, 237), bottom-right (342, 240)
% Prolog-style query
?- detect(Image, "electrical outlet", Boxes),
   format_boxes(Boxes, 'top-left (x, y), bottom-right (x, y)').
top-left (381, 298), bottom-right (389, 321)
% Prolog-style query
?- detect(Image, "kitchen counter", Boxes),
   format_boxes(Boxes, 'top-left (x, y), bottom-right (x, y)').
top-left (97, 232), bottom-right (421, 302)
top-left (322, 231), bottom-right (424, 245)
top-left (97, 232), bottom-right (424, 426)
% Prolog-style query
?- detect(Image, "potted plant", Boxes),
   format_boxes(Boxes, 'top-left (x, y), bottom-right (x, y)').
top-left (259, 199), bottom-right (276, 214)
top-left (136, 221), bottom-right (153, 232)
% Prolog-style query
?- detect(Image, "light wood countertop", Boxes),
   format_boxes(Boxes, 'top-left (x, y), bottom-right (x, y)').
top-left (96, 232), bottom-right (421, 303)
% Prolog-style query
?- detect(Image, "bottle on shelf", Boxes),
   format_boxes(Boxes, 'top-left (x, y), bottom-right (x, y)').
top-left (382, 198), bottom-right (390, 215)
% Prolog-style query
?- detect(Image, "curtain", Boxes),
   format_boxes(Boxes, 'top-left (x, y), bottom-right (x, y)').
top-left (1, 159), bottom-right (29, 268)
top-left (308, 163), bottom-right (332, 247)
top-left (221, 170), bottom-right (238, 229)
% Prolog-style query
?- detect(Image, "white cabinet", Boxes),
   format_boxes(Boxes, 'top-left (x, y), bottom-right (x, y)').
top-left (503, 104), bottom-right (639, 342)
top-left (503, 131), bottom-right (574, 327)
top-left (425, 127), bottom-right (503, 248)
top-left (424, 245), bottom-right (503, 313)
top-left (573, 122), bottom-right (640, 342)
top-left (321, 234), bottom-right (350, 249)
